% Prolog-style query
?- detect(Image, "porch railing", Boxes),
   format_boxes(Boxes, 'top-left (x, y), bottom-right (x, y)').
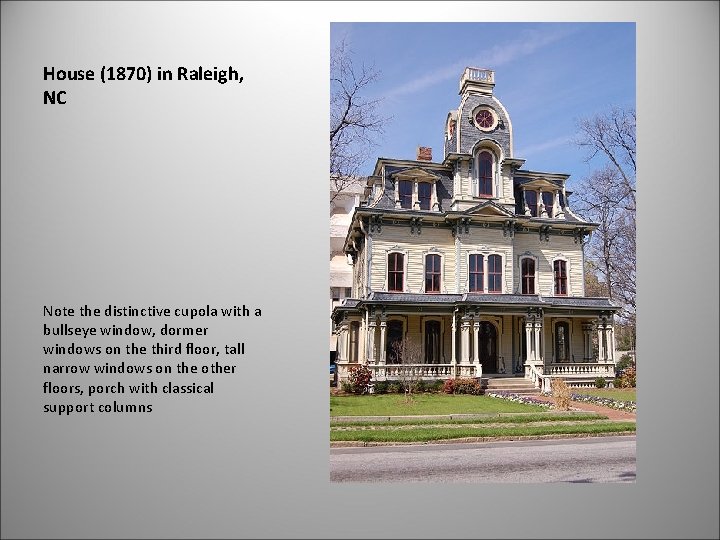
top-left (527, 362), bottom-right (616, 392)
top-left (368, 363), bottom-right (480, 380)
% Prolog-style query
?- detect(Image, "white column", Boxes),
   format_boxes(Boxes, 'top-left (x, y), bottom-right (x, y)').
top-left (525, 319), bottom-right (534, 362)
top-left (534, 320), bottom-right (543, 364)
top-left (379, 320), bottom-right (387, 365)
top-left (460, 319), bottom-right (471, 364)
top-left (597, 322), bottom-right (605, 362)
top-left (367, 319), bottom-right (376, 363)
top-left (451, 312), bottom-right (457, 366)
top-left (473, 320), bottom-right (480, 365)
top-left (582, 322), bottom-right (594, 360)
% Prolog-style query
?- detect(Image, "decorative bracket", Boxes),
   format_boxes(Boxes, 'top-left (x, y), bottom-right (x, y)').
top-left (410, 216), bottom-right (423, 235)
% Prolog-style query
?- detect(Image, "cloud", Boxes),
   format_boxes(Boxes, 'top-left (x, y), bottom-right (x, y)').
top-left (516, 136), bottom-right (573, 157)
top-left (383, 27), bottom-right (576, 99)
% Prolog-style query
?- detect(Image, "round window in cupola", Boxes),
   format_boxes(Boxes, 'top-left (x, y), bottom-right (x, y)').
top-left (472, 106), bottom-right (498, 132)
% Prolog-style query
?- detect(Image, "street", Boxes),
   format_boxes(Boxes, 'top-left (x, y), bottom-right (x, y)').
top-left (330, 435), bottom-right (636, 483)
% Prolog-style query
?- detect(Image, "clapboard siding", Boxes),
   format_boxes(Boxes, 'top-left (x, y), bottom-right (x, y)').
top-left (370, 225), bottom-right (456, 293)
top-left (458, 228), bottom-right (513, 293)
top-left (512, 233), bottom-right (585, 296)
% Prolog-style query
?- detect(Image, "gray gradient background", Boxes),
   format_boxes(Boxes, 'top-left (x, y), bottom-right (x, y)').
top-left (1, 2), bottom-right (717, 539)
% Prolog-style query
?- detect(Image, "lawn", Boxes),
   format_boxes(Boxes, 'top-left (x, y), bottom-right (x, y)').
top-left (330, 393), bottom-right (547, 416)
top-left (573, 388), bottom-right (636, 402)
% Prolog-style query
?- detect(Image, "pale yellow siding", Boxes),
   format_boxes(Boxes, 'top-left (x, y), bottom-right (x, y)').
top-left (512, 233), bottom-right (584, 296)
top-left (370, 225), bottom-right (456, 293)
top-left (458, 228), bottom-right (513, 293)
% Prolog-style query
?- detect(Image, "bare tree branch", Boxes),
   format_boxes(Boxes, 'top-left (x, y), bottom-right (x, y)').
top-left (330, 39), bottom-right (391, 202)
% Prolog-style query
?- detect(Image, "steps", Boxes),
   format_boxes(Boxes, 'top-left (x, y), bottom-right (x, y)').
top-left (481, 375), bottom-right (539, 396)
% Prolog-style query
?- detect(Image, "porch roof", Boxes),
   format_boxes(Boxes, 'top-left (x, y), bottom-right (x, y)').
top-left (342, 292), bottom-right (619, 312)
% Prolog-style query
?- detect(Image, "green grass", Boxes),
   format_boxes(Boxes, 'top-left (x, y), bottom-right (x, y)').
top-left (330, 394), bottom-right (547, 417)
top-left (573, 388), bottom-right (636, 402)
top-left (330, 422), bottom-right (637, 443)
top-left (331, 412), bottom-right (607, 427)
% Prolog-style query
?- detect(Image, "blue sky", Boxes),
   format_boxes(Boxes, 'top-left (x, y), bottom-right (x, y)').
top-left (331, 22), bottom-right (635, 191)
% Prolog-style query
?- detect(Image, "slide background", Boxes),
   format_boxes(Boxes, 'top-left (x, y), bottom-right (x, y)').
top-left (2, 2), bottom-right (717, 538)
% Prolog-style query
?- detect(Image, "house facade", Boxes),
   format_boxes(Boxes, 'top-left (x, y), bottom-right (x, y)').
top-left (331, 68), bottom-right (620, 391)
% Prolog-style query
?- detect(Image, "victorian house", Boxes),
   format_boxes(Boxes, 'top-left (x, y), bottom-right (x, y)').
top-left (331, 68), bottom-right (620, 391)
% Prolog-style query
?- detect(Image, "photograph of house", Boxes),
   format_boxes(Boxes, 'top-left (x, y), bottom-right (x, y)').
top-left (330, 23), bottom-right (635, 393)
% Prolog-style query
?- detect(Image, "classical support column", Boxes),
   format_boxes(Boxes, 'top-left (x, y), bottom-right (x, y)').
top-left (367, 318), bottom-right (377, 364)
top-left (451, 311), bottom-right (457, 369)
top-left (582, 322), bottom-right (594, 361)
top-left (534, 319), bottom-right (543, 365)
top-left (358, 318), bottom-right (366, 364)
top-left (379, 317), bottom-right (387, 365)
top-left (525, 318), bottom-right (535, 362)
top-left (596, 319), bottom-right (606, 362)
top-left (609, 325), bottom-right (617, 363)
top-left (460, 318), bottom-right (471, 365)
top-left (473, 319), bottom-right (480, 365)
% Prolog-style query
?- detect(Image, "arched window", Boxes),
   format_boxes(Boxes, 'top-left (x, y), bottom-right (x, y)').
top-left (554, 260), bottom-right (568, 296)
top-left (477, 151), bottom-right (493, 196)
top-left (425, 254), bottom-right (441, 293)
top-left (469, 254), bottom-right (484, 292)
top-left (487, 254), bottom-right (502, 293)
top-left (424, 320), bottom-right (441, 363)
top-left (521, 258), bottom-right (536, 294)
top-left (387, 253), bottom-right (404, 292)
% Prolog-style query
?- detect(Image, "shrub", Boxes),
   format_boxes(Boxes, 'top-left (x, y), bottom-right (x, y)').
top-left (551, 378), bottom-right (572, 411)
top-left (594, 377), bottom-right (607, 388)
top-left (620, 366), bottom-right (636, 388)
top-left (387, 381), bottom-right (404, 394)
top-left (453, 378), bottom-right (483, 395)
top-left (426, 379), bottom-right (445, 393)
top-left (372, 380), bottom-right (389, 394)
top-left (442, 379), bottom-right (456, 394)
top-left (613, 377), bottom-right (623, 389)
top-left (346, 365), bottom-right (373, 395)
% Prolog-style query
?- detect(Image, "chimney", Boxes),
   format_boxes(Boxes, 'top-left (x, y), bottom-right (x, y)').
top-left (417, 146), bottom-right (432, 161)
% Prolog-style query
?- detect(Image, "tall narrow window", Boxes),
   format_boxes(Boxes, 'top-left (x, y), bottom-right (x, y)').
top-left (387, 321), bottom-right (404, 364)
top-left (555, 322), bottom-right (570, 362)
top-left (541, 191), bottom-right (554, 217)
top-left (487, 254), bottom-right (502, 293)
top-left (388, 253), bottom-right (404, 292)
top-left (478, 151), bottom-right (493, 196)
top-left (425, 320), bottom-right (441, 363)
top-left (521, 258), bottom-right (535, 294)
top-left (469, 254), bottom-right (484, 292)
top-left (554, 260), bottom-right (568, 296)
top-left (398, 180), bottom-right (412, 209)
top-left (349, 322), bottom-right (360, 362)
top-left (525, 190), bottom-right (537, 217)
top-left (425, 254), bottom-right (441, 293)
top-left (418, 183), bottom-right (432, 210)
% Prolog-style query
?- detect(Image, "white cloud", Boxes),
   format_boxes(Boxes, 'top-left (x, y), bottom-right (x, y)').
top-left (383, 27), bottom-right (576, 99)
top-left (516, 136), bottom-right (573, 157)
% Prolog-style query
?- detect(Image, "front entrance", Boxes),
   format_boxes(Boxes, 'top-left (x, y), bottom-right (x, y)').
top-left (479, 321), bottom-right (497, 373)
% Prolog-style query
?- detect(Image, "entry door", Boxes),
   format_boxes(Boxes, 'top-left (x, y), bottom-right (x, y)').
top-left (479, 322), bottom-right (497, 372)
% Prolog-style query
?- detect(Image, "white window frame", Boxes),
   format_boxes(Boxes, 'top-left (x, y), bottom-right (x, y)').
top-left (467, 251), bottom-right (504, 294)
top-left (551, 256), bottom-right (570, 296)
top-left (519, 254), bottom-right (539, 295)
top-left (385, 249), bottom-right (408, 292)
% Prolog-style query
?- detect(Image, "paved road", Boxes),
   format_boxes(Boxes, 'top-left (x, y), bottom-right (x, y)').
top-left (330, 436), bottom-right (636, 483)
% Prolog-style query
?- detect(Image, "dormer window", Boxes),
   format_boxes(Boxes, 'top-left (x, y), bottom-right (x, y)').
top-left (525, 190), bottom-right (538, 217)
top-left (418, 183), bottom-right (432, 210)
top-left (399, 180), bottom-right (412, 209)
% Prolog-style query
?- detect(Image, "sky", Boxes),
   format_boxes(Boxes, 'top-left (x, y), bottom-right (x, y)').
top-left (331, 22), bottom-right (636, 192)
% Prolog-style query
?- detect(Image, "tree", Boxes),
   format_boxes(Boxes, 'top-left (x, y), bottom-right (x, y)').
top-left (574, 107), bottom-right (636, 324)
top-left (390, 337), bottom-right (423, 403)
top-left (330, 40), bottom-right (389, 202)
